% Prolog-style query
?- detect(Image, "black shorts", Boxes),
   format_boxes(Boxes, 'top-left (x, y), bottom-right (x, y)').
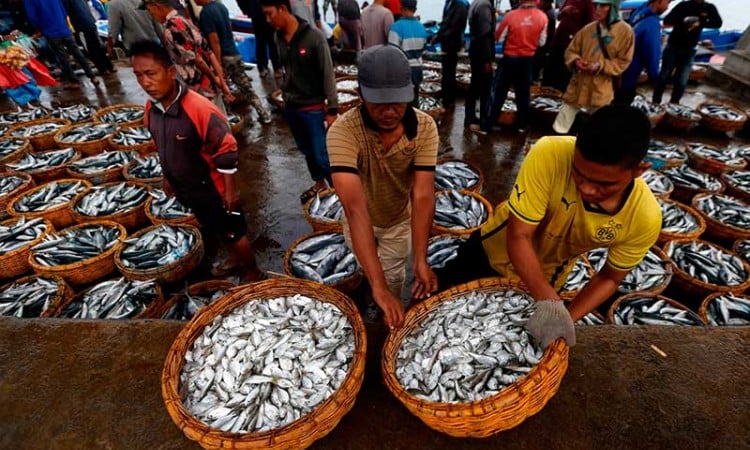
top-left (192, 202), bottom-right (248, 244)
top-left (434, 230), bottom-right (498, 291)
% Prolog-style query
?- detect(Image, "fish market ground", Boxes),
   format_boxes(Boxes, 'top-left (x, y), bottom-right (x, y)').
top-left (1, 64), bottom-right (750, 448)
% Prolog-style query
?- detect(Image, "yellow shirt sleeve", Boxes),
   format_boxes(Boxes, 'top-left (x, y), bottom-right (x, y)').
top-left (413, 112), bottom-right (438, 169)
top-left (606, 190), bottom-right (662, 271)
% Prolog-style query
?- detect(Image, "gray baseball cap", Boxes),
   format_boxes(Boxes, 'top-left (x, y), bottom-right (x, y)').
top-left (358, 45), bottom-right (414, 104)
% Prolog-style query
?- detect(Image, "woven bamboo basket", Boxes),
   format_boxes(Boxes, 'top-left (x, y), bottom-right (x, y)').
top-left (7, 117), bottom-right (70, 151)
top-left (419, 81), bottom-right (442, 98)
top-left (436, 158), bottom-right (484, 193)
top-left (337, 89), bottom-right (361, 114)
top-left (7, 178), bottom-right (92, 228)
top-left (303, 188), bottom-right (343, 233)
top-left (698, 102), bottom-right (747, 133)
top-left (498, 107), bottom-right (517, 126)
top-left (0, 172), bottom-right (34, 220)
top-left (283, 230), bottom-right (363, 294)
top-left (144, 195), bottom-right (200, 227)
top-left (122, 160), bottom-right (163, 189)
top-left (606, 292), bottom-right (705, 325)
top-left (65, 152), bottom-right (134, 185)
top-left (49, 278), bottom-right (164, 319)
top-left (647, 139), bottom-right (687, 170)
top-left (0, 274), bottom-right (74, 318)
top-left (161, 278), bottom-right (367, 449)
top-left (616, 246), bottom-right (673, 296)
top-left (691, 193), bottom-right (750, 243)
top-left (27, 220), bottom-right (126, 286)
top-left (698, 291), bottom-right (750, 325)
top-left (382, 277), bottom-right (568, 437)
top-left (646, 108), bottom-right (666, 128)
top-left (720, 171), bottom-right (750, 204)
top-left (0, 138), bottom-right (31, 166)
top-left (689, 65), bottom-right (707, 81)
top-left (0, 217), bottom-right (53, 280)
top-left (668, 176), bottom-right (724, 205)
top-left (143, 279), bottom-right (236, 320)
top-left (530, 86), bottom-right (563, 125)
top-left (94, 104), bottom-right (145, 128)
top-left (418, 94), bottom-right (445, 120)
top-left (54, 122), bottom-right (115, 157)
top-left (662, 107), bottom-right (700, 131)
top-left (70, 181), bottom-right (150, 231)
top-left (733, 238), bottom-right (750, 264)
top-left (432, 190), bottom-right (493, 237)
top-left (657, 198), bottom-right (706, 245)
top-left (687, 147), bottom-right (747, 177)
top-left (558, 257), bottom-right (594, 301)
top-left (663, 238), bottom-right (750, 301)
top-left (11, 148), bottom-right (81, 184)
top-left (115, 224), bottom-right (204, 284)
top-left (108, 127), bottom-right (156, 155)
top-left (334, 75), bottom-right (358, 91)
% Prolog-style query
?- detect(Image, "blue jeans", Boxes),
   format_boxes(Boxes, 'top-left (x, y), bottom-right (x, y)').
top-left (482, 56), bottom-right (534, 131)
top-left (652, 44), bottom-right (696, 104)
top-left (283, 107), bottom-right (331, 184)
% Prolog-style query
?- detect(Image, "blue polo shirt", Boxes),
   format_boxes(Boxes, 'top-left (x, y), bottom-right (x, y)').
top-left (621, 3), bottom-right (662, 89)
top-left (199, 1), bottom-right (240, 57)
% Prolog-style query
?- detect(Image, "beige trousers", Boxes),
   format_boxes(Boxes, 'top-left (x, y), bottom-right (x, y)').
top-left (342, 216), bottom-right (412, 298)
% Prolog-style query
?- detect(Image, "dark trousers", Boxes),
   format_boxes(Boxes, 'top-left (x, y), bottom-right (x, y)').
top-left (81, 28), bottom-right (113, 74)
top-left (613, 84), bottom-right (637, 105)
top-left (47, 35), bottom-right (95, 81)
top-left (482, 55), bottom-right (533, 131)
top-left (434, 230), bottom-right (498, 291)
top-left (410, 66), bottom-right (423, 108)
top-left (464, 59), bottom-right (492, 125)
top-left (441, 51), bottom-right (459, 108)
top-left (253, 20), bottom-right (280, 72)
top-left (652, 43), bottom-right (696, 104)
top-left (541, 47), bottom-right (572, 93)
top-left (283, 106), bottom-right (332, 185)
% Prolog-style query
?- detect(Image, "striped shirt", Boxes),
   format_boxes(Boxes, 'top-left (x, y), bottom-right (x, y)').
top-left (388, 17), bottom-right (428, 67)
top-left (327, 106), bottom-right (438, 228)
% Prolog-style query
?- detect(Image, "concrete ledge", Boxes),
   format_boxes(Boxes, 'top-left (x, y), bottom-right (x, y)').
top-left (0, 319), bottom-right (748, 449)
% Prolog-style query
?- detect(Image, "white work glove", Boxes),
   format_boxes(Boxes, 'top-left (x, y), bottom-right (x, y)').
top-left (527, 300), bottom-right (576, 348)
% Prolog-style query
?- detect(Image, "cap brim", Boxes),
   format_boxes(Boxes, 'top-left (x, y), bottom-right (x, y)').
top-left (360, 84), bottom-right (414, 104)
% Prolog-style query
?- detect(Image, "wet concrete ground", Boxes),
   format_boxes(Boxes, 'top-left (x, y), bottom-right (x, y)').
top-left (2, 61), bottom-right (750, 448)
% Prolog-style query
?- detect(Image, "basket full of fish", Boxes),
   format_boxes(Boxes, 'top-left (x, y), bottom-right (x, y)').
top-left (0, 216), bottom-right (52, 279)
top-left (71, 181), bottom-right (150, 230)
top-left (417, 95), bottom-right (444, 120)
top-left (426, 234), bottom-right (464, 270)
top-left (662, 103), bottom-right (701, 131)
top-left (65, 150), bottom-right (135, 185)
top-left (558, 256), bottom-right (593, 300)
top-left (734, 239), bottom-right (750, 265)
top-left (109, 126), bottom-right (156, 155)
top-left (94, 103), bottom-right (145, 128)
top-left (0, 137), bottom-right (30, 165)
top-left (529, 86), bottom-right (563, 125)
top-left (7, 117), bottom-right (70, 151)
top-left (8, 178), bottom-right (91, 228)
top-left (145, 189), bottom-right (198, 227)
top-left (640, 169), bottom-right (673, 198)
top-left (4, 147), bottom-right (80, 183)
top-left (616, 246), bottom-right (673, 295)
top-left (53, 277), bottom-right (164, 320)
top-left (115, 224), bottom-right (204, 284)
top-left (123, 154), bottom-right (162, 188)
top-left (656, 197), bottom-right (706, 244)
top-left (0, 107), bottom-right (48, 126)
top-left (720, 170), bottom-right (750, 204)
top-left (303, 188), bottom-right (343, 233)
top-left (334, 76), bottom-right (358, 92)
top-left (698, 102), bottom-right (747, 133)
top-left (419, 81), bottom-right (442, 97)
top-left (608, 293), bottom-right (704, 326)
top-left (382, 277), bottom-right (569, 437)
top-left (54, 122), bottom-right (116, 156)
top-left (334, 63), bottom-right (358, 77)
top-left (661, 164), bottom-right (724, 204)
top-left (692, 193), bottom-right (750, 243)
top-left (337, 90), bottom-right (361, 114)
top-left (631, 95), bottom-right (665, 127)
top-left (161, 278), bottom-right (366, 450)
top-left (645, 139), bottom-right (687, 170)
top-left (699, 292), bottom-right (750, 326)
top-left (144, 279), bottom-right (235, 320)
top-left (28, 220), bottom-right (126, 286)
top-left (686, 142), bottom-right (747, 176)
top-left (663, 238), bottom-right (750, 302)
top-left (283, 231), bottom-right (363, 294)
top-left (433, 189), bottom-right (492, 236)
top-left (0, 274), bottom-right (74, 318)
top-left (435, 159), bottom-right (483, 193)
top-left (50, 103), bottom-right (96, 123)
top-left (0, 172), bottom-right (34, 220)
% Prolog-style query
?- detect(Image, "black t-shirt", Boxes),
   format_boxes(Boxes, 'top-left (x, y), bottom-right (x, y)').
top-left (665, 0), bottom-right (722, 48)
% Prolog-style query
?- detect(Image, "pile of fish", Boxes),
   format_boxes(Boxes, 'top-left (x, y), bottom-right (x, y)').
top-left (530, 96), bottom-right (562, 112)
top-left (631, 95), bottom-right (664, 118)
top-left (434, 190), bottom-right (488, 230)
top-left (586, 248), bottom-right (607, 272)
top-left (502, 99), bottom-right (517, 112)
top-left (74, 182), bottom-right (148, 217)
top-left (307, 191), bottom-right (343, 223)
top-left (658, 198), bottom-right (701, 234)
top-left (456, 72), bottom-right (471, 85)
top-left (736, 239), bottom-right (750, 263)
top-left (68, 151), bottom-right (134, 175)
top-left (0, 217), bottom-right (47, 256)
top-left (722, 170), bottom-right (750, 195)
top-left (9, 121), bottom-right (64, 138)
top-left (59, 278), bottom-right (159, 319)
top-left (667, 240), bottom-right (747, 286)
top-left (418, 96), bottom-right (442, 112)
top-left (641, 170), bottom-right (673, 196)
top-left (694, 194), bottom-right (750, 230)
top-left (180, 294), bottom-right (354, 433)
top-left (119, 224), bottom-right (195, 270)
top-left (161, 287), bottom-right (229, 320)
top-left (699, 103), bottom-right (745, 122)
top-left (227, 114), bottom-right (241, 127)
top-left (0, 175), bottom-right (24, 196)
top-left (57, 123), bottom-right (115, 143)
top-left (560, 257), bottom-right (592, 294)
top-left (665, 103), bottom-right (701, 121)
top-left (619, 249), bottom-right (672, 293)
top-left (687, 143), bottom-right (745, 166)
top-left (705, 294), bottom-right (750, 326)
top-left (12, 180), bottom-right (87, 212)
top-left (31, 223), bottom-right (121, 267)
top-left (395, 289), bottom-right (544, 403)
top-left (335, 64), bottom-right (357, 76)
top-left (576, 312), bottom-right (604, 325)
top-left (6, 147), bottom-right (76, 173)
top-left (0, 138), bottom-right (26, 159)
top-left (50, 104), bottom-right (95, 123)
top-left (0, 276), bottom-right (60, 317)
top-left (427, 236), bottom-right (462, 269)
top-left (435, 160), bottom-right (481, 191)
top-left (126, 155), bottom-right (162, 180)
top-left (289, 233), bottom-right (359, 285)
top-left (646, 140), bottom-right (687, 166)
top-left (148, 189), bottom-right (193, 220)
top-left (111, 127), bottom-right (152, 147)
top-left (423, 70), bottom-right (441, 82)
top-left (612, 297), bottom-right (703, 326)
top-left (98, 107), bottom-right (144, 124)
top-left (337, 91), bottom-right (359, 105)
top-left (420, 82), bottom-right (441, 95)
top-left (662, 165), bottom-right (722, 192)
top-left (335, 79), bottom-right (357, 91)
top-left (0, 108), bottom-right (47, 124)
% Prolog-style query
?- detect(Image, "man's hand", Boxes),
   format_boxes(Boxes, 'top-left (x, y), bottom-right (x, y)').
top-left (527, 299), bottom-right (576, 348)
top-left (325, 113), bottom-right (338, 129)
top-left (411, 259), bottom-right (438, 301)
top-left (575, 58), bottom-right (589, 73)
top-left (373, 286), bottom-right (404, 330)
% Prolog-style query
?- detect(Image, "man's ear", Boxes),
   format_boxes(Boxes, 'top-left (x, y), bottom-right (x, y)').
top-left (633, 160), bottom-right (651, 178)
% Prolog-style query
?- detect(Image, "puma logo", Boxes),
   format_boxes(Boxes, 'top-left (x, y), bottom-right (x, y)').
top-left (561, 196), bottom-right (577, 210)
top-left (513, 184), bottom-right (525, 201)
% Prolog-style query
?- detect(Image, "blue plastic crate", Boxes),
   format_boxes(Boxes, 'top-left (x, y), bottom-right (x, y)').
top-left (237, 35), bottom-right (256, 64)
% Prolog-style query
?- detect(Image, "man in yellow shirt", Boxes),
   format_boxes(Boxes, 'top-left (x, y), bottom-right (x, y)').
top-left (436, 104), bottom-right (661, 347)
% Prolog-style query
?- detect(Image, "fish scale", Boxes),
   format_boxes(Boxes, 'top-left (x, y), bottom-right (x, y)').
top-left (57, 123), bottom-right (115, 143)
top-left (667, 241), bottom-right (748, 287)
top-left (13, 180), bottom-right (87, 212)
top-left (289, 233), bottom-right (359, 285)
top-left (74, 182), bottom-right (148, 217)
top-left (6, 148), bottom-right (76, 173)
top-left (98, 107), bottom-right (144, 124)
top-left (614, 297), bottom-right (703, 326)
top-left (0, 217), bottom-right (46, 255)
top-left (0, 276), bottom-right (59, 318)
top-left (69, 151), bottom-right (134, 175)
top-left (0, 138), bottom-right (25, 158)
top-left (695, 194), bottom-right (750, 229)
top-left (148, 189), bottom-right (192, 219)
top-left (0, 175), bottom-right (24, 196)
top-left (180, 294), bottom-right (354, 433)
top-left (127, 155), bottom-right (162, 179)
top-left (434, 191), bottom-right (488, 230)
top-left (706, 294), bottom-right (750, 326)
top-left (662, 165), bottom-right (722, 191)
top-left (395, 289), bottom-right (544, 403)
top-left (31, 224), bottom-right (121, 266)
top-left (112, 127), bottom-right (152, 146)
top-left (658, 198), bottom-right (701, 233)
top-left (120, 224), bottom-right (195, 270)
top-left (60, 277), bottom-right (158, 319)
top-left (50, 104), bottom-right (95, 123)
top-left (434, 161), bottom-right (480, 191)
